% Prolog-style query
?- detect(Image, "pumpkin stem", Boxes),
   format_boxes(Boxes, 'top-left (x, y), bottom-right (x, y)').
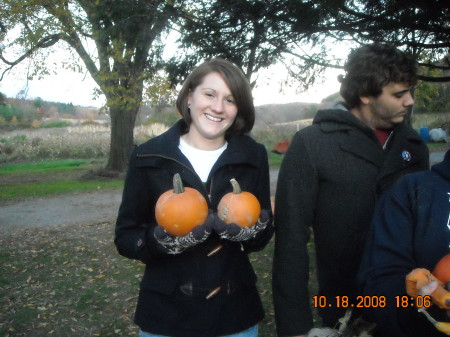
top-left (173, 173), bottom-right (185, 194)
top-left (230, 178), bottom-right (242, 194)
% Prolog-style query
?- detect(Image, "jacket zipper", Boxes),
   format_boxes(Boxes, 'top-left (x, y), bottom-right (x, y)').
top-left (383, 131), bottom-right (394, 150)
top-left (209, 176), bottom-right (214, 202)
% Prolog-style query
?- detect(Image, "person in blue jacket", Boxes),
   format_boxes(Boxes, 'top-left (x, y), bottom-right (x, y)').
top-left (359, 147), bottom-right (450, 337)
top-left (115, 58), bottom-right (273, 337)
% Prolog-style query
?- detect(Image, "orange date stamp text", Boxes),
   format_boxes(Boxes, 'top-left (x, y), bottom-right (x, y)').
top-left (312, 295), bottom-right (432, 308)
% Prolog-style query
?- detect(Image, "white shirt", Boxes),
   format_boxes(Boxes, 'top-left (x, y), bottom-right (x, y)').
top-left (178, 137), bottom-right (227, 183)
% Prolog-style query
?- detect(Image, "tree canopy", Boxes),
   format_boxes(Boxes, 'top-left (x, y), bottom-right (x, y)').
top-left (0, 0), bottom-right (182, 171)
top-left (167, 1), bottom-right (300, 87)
top-left (172, 0), bottom-right (449, 86)
top-left (286, 0), bottom-right (450, 82)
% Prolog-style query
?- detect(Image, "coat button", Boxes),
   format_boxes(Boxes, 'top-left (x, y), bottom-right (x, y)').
top-left (137, 238), bottom-right (143, 247)
top-left (206, 286), bottom-right (221, 299)
top-left (207, 245), bottom-right (223, 257)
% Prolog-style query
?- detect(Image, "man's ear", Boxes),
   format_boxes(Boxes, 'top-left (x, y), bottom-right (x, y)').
top-left (359, 96), bottom-right (371, 105)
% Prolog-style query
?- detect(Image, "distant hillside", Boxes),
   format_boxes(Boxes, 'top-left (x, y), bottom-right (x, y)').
top-left (254, 102), bottom-right (317, 129)
top-left (254, 91), bottom-right (342, 129)
top-left (2, 96), bottom-right (106, 122)
top-left (2, 93), bottom-right (343, 129)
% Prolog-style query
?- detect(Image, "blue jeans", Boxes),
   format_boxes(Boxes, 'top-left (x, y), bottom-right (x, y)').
top-left (139, 324), bottom-right (258, 337)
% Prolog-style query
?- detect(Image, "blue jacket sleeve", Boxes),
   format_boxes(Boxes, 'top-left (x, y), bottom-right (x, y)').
top-left (358, 178), bottom-right (422, 337)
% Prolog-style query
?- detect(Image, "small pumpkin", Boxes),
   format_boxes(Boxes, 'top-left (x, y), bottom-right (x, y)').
top-left (155, 173), bottom-right (208, 236)
top-left (217, 178), bottom-right (261, 228)
top-left (433, 253), bottom-right (450, 283)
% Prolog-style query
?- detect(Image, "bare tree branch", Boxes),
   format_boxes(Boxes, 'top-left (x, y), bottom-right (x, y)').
top-left (0, 34), bottom-right (64, 80)
top-left (417, 74), bottom-right (450, 82)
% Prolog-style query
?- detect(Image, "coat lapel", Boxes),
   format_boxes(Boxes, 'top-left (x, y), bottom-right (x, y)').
top-left (378, 124), bottom-right (428, 178)
top-left (335, 125), bottom-right (385, 167)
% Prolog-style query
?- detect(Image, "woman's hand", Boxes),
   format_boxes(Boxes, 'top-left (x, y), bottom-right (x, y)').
top-left (154, 212), bottom-right (214, 254)
top-left (213, 209), bottom-right (271, 242)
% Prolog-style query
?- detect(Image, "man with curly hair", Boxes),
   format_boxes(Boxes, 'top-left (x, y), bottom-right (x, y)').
top-left (273, 43), bottom-right (430, 337)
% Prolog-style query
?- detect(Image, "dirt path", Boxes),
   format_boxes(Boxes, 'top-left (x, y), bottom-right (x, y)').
top-left (0, 151), bottom-right (445, 232)
top-left (0, 189), bottom-right (123, 232)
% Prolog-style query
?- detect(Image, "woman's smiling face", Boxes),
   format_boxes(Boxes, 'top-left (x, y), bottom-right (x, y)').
top-left (185, 71), bottom-right (238, 149)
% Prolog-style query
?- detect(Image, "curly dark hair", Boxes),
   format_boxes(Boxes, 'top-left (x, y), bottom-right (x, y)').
top-left (339, 43), bottom-right (418, 109)
top-left (176, 58), bottom-right (255, 135)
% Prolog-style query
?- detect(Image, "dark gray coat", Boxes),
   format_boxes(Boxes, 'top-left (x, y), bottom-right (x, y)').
top-left (115, 120), bottom-right (273, 337)
top-left (272, 108), bottom-right (429, 336)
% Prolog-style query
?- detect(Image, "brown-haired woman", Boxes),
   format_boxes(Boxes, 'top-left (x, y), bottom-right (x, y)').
top-left (115, 58), bottom-right (273, 337)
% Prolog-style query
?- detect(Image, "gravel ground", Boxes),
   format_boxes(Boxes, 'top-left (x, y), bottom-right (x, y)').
top-left (0, 189), bottom-right (124, 232)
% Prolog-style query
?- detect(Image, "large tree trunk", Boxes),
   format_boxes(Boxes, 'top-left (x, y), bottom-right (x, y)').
top-left (106, 104), bottom-right (139, 172)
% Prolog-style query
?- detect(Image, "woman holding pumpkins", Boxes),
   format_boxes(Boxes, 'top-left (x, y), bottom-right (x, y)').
top-left (115, 58), bottom-right (274, 337)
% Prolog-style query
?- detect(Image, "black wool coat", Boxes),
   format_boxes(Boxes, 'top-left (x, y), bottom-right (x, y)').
top-left (272, 108), bottom-right (430, 336)
top-left (115, 120), bottom-right (274, 337)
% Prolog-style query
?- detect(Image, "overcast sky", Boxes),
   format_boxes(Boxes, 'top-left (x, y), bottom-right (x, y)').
top-left (0, 65), bottom-right (342, 108)
top-left (0, 39), bottom-right (343, 108)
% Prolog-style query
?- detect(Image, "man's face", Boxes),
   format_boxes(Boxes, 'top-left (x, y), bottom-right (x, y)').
top-left (363, 83), bottom-right (414, 130)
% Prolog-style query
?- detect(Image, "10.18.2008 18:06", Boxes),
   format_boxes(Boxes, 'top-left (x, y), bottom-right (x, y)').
top-left (312, 295), bottom-right (432, 308)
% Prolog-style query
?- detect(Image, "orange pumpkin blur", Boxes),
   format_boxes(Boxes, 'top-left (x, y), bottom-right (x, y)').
top-left (433, 254), bottom-right (450, 283)
top-left (155, 173), bottom-right (208, 236)
top-left (217, 178), bottom-right (261, 228)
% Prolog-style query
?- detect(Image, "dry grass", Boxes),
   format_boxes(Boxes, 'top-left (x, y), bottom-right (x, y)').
top-left (0, 123), bottom-right (168, 162)
top-left (412, 112), bottom-right (450, 131)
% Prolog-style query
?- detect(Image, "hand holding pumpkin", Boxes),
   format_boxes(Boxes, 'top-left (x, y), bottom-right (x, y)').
top-left (406, 254), bottom-right (450, 310)
top-left (217, 178), bottom-right (261, 227)
top-left (154, 211), bottom-right (215, 255)
top-left (214, 209), bottom-right (271, 242)
top-left (155, 173), bottom-right (209, 236)
top-left (153, 173), bottom-right (213, 254)
top-left (214, 178), bottom-right (270, 241)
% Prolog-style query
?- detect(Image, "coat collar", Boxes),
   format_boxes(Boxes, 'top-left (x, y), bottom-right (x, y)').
top-left (314, 109), bottom-right (426, 169)
top-left (134, 120), bottom-right (263, 193)
top-left (136, 119), bottom-right (261, 169)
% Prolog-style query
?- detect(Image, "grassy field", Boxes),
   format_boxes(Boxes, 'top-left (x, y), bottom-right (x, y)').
top-left (0, 159), bottom-right (123, 203)
top-left (0, 159), bottom-right (94, 174)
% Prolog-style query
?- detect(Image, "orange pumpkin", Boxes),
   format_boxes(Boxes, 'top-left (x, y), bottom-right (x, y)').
top-left (217, 178), bottom-right (261, 228)
top-left (433, 254), bottom-right (450, 283)
top-left (155, 173), bottom-right (208, 236)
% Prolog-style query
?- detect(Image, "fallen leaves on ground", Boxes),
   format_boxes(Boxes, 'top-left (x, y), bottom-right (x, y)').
top-left (0, 222), bottom-right (279, 336)
top-left (0, 221), bottom-right (142, 337)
